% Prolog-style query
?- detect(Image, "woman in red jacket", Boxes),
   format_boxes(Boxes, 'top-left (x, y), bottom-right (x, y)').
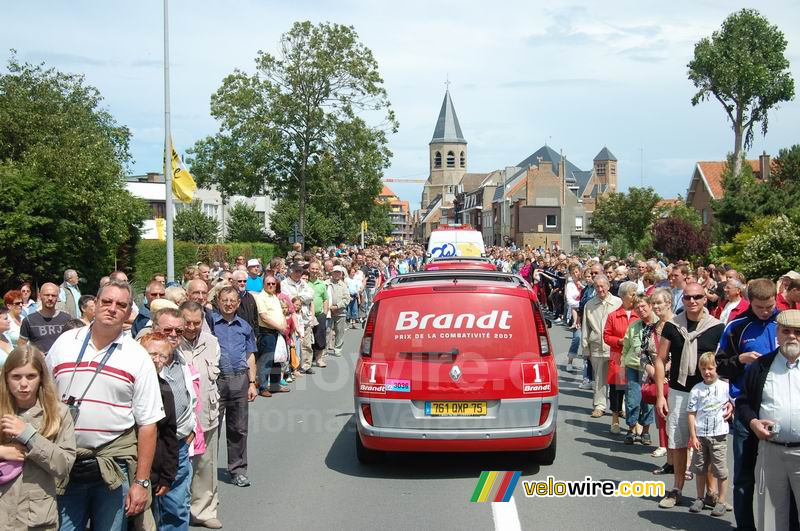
top-left (603, 281), bottom-right (640, 434)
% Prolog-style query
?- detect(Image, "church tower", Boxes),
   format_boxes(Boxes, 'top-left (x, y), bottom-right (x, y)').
top-left (421, 89), bottom-right (468, 208)
top-left (593, 147), bottom-right (618, 193)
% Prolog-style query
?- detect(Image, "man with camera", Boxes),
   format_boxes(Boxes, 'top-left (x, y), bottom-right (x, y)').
top-left (47, 279), bottom-right (164, 529)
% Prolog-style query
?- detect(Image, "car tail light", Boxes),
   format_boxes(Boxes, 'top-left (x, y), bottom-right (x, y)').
top-left (539, 403), bottom-right (551, 426)
top-left (360, 302), bottom-right (379, 357)
top-left (361, 403), bottom-right (374, 425)
top-left (532, 302), bottom-right (551, 356)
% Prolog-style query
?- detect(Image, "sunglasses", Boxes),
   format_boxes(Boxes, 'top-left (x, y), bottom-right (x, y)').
top-left (161, 327), bottom-right (184, 335)
top-left (682, 294), bottom-right (705, 301)
top-left (265, 282), bottom-right (277, 286)
top-left (10, 301), bottom-right (22, 306)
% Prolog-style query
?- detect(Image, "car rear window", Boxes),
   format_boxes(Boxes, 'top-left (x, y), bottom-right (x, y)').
top-left (373, 292), bottom-right (538, 360)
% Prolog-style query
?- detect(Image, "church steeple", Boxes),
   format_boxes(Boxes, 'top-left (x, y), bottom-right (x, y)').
top-left (431, 90), bottom-right (467, 144)
top-left (421, 88), bottom-right (468, 210)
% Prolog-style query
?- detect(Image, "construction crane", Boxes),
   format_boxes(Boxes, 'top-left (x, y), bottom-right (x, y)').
top-left (383, 178), bottom-right (426, 183)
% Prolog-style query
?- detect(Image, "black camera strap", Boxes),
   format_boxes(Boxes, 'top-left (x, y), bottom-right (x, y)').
top-left (63, 328), bottom-right (118, 407)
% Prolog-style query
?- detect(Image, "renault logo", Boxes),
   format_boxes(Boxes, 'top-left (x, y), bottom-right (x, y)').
top-left (450, 365), bottom-right (462, 382)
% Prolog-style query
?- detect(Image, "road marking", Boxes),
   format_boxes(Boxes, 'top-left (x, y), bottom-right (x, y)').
top-left (491, 496), bottom-right (521, 531)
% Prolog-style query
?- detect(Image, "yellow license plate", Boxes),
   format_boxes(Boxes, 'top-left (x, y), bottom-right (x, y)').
top-left (425, 401), bottom-right (487, 416)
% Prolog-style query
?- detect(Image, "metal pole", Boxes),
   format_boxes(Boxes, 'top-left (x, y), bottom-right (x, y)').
top-left (360, 222), bottom-right (365, 248)
top-left (164, 0), bottom-right (174, 282)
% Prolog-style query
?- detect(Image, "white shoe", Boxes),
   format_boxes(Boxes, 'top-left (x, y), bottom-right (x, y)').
top-left (651, 447), bottom-right (667, 458)
top-left (578, 379), bottom-right (592, 390)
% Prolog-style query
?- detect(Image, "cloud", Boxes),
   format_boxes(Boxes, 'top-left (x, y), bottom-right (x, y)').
top-left (23, 50), bottom-right (106, 66)
top-left (498, 78), bottom-right (606, 88)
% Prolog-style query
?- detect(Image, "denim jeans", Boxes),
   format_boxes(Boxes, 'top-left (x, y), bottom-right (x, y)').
top-left (347, 298), bottom-right (359, 321)
top-left (625, 367), bottom-right (654, 428)
top-left (154, 441), bottom-right (192, 531)
top-left (568, 329), bottom-right (581, 360)
top-left (733, 415), bottom-right (758, 531)
top-left (58, 461), bottom-right (129, 530)
top-left (256, 332), bottom-right (280, 392)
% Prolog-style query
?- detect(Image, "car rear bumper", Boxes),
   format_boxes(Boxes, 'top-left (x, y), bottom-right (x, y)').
top-left (358, 430), bottom-right (555, 452)
top-left (355, 395), bottom-right (557, 451)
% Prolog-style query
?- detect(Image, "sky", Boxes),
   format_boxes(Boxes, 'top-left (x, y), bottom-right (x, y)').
top-left (3, 1), bottom-right (800, 209)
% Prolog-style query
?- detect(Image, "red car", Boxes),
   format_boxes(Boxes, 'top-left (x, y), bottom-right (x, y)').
top-left (354, 271), bottom-right (557, 464)
top-left (423, 257), bottom-right (497, 271)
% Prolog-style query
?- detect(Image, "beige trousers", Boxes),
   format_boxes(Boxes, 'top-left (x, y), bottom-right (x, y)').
top-left (590, 356), bottom-right (609, 412)
top-left (190, 425), bottom-right (219, 522)
top-left (300, 325), bottom-right (314, 370)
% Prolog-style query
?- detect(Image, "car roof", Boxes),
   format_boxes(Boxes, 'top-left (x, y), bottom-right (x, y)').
top-left (377, 271), bottom-right (534, 300)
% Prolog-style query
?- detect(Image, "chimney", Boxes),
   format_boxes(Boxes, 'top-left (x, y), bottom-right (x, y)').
top-left (146, 172), bottom-right (161, 183)
top-left (759, 151), bottom-right (771, 181)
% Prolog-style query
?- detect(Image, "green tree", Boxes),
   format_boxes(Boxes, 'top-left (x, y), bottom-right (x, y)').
top-left (174, 203), bottom-right (219, 243)
top-left (739, 215), bottom-right (800, 280)
top-left (653, 196), bottom-right (702, 229)
top-left (226, 201), bottom-right (268, 242)
top-left (188, 21), bottom-right (397, 242)
top-left (712, 146), bottom-right (800, 242)
top-left (0, 56), bottom-right (147, 291)
top-left (589, 187), bottom-right (661, 254)
top-left (688, 9), bottom-right (795, 176)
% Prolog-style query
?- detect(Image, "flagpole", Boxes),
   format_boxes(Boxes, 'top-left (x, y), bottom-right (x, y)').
top-left (163, 0), bottom-right (175, 282)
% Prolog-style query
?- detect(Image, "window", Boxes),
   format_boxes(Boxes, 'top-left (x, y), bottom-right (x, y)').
top-left (596, 164), bottom-right (606, 177)
top-left (546, 214), bottom-right (557, 228)
top-left (575, 216), bottom-right (583, 231)
top-left (447, 151), bottom-right (455, 168)
top-left (203, 203), bottom-right (218, 219)
top-left (460, 151), bottom-right (466, 168)
top-left (150, 201), bottom-right (165, 219)
top-left (434, 151), bottom-right (442, 168)
top-left (610, 165), bottom-right (616, 176)
top-left (702, 209), bottom-right (708, 225)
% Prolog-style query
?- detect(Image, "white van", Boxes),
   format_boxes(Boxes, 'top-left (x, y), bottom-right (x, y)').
top-left (427, 226), bottom-right (486, 258)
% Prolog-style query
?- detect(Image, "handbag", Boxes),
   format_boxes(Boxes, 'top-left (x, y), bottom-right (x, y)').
top-left (641, 380), bottom-right (668, 405)
top-left (274, 335), bottom-right (289, 364)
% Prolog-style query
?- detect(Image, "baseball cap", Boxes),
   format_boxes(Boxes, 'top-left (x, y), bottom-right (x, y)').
top-left (247, 259), bottom-right (260, 267)
top-left (781, 270), bottom-right (800, 281)
top-left (332, 265), bottom-right (347, 274)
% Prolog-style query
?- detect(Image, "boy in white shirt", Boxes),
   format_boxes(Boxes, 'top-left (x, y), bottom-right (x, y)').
top-left (687, 351), bottom-right (731, 517)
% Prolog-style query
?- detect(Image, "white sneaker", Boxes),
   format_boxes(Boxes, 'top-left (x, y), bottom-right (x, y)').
top-left (651, 447), bottom-right (667, 458)
top-left (578, 379), bottom-right (592, 390)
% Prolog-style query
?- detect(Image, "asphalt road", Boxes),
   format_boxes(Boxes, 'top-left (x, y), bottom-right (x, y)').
top-left (207, 321), bottom-right (736, 530)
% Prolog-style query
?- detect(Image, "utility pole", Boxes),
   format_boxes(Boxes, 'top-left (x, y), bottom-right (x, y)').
top-left (163, 0), bottom-right (174, 282)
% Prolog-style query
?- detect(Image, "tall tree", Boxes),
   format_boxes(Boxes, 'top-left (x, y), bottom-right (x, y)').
top-left (688, 9), bottom-right (795, 176)
top-left (589, 187), bottom-right (661, 253)
top-left (188, 21), bottom-right (397, 243)
top-left (226, 201), bottom-right (268, 242)
top-left (0, 56), bottom-right (147, 290)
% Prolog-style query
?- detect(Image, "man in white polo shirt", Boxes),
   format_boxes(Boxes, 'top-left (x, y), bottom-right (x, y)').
top-left (47, 279), bottom-right (164, 530)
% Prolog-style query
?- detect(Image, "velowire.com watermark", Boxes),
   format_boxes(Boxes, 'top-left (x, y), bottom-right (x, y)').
top-left (522, 476), bottom-right (665, 498)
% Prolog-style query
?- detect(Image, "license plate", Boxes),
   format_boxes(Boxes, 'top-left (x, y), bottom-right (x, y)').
top-left (425, 401), bottom-right (487, 416)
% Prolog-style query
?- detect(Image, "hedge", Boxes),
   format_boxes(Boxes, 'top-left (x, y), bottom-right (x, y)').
top-left (131, 240), bottom-right (277, 289)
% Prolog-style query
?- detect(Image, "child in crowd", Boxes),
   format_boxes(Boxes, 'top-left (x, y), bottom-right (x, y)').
top-left (687, 351), bottom-right (730, 517)
top-left (291, 296), bottom-right (309, 379)
top-left (0, 345), bottom-right (76, 529)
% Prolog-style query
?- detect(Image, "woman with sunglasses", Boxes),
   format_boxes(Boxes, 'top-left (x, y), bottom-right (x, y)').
top-left (3, 291), bottom-right (23, 347)
top-left (19, 283), bottom-right (37, 319)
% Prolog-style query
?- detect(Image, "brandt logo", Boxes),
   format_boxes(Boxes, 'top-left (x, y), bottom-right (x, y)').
top-left (395, 310), bottom-right (512, 331)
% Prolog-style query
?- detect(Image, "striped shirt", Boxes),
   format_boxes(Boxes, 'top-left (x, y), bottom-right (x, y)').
top-left (47, 327), bottom-right (165, 449)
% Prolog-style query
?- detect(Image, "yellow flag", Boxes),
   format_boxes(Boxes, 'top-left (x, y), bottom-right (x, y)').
top-left (167, 136), bottom-right (197, 202)
top-left (155, 217), bottom-right (166, 241)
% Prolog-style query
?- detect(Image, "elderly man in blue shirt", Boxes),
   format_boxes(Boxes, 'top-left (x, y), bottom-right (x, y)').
top-left (212, 286), bottom-right (257, 488)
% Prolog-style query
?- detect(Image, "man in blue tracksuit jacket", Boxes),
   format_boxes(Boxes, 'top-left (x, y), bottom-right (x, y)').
top-left (715, 279), bottom-right (778, 531)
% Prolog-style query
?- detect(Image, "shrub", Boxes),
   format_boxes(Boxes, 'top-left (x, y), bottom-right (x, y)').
top-left (739, 215), bottom-right (800, 280)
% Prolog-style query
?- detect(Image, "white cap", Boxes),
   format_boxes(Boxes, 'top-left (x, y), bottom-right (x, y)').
top-left (247, 259), bottom-right (260, 267)
top-left (332, 265), bottom-right (347, 275)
